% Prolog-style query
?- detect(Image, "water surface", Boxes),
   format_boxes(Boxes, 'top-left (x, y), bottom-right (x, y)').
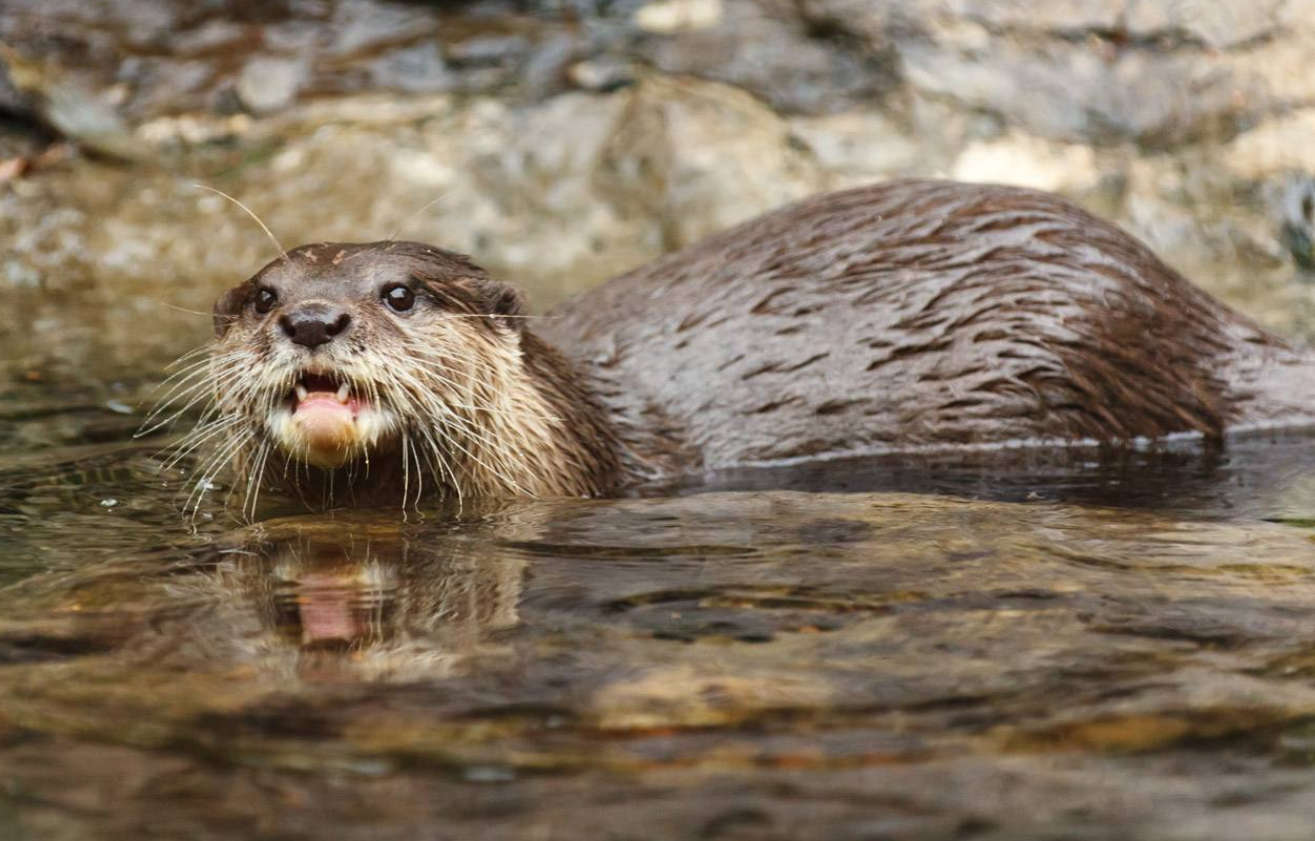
top-left (4, 381), bottom-right (1315, 839)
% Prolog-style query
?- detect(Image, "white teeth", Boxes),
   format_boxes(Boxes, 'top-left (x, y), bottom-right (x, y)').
top-left (295, 384), bottom-right (309, 401)
top-left (335, 383), bottom-right (350, 404)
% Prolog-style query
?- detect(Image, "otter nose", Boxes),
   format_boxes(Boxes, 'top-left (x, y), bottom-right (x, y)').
top-left (279, 305), bottom-right (351, 349)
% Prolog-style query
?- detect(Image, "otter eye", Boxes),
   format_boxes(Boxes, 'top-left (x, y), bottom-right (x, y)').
top-left (254, 287), bottom-right (278, 315)
top-left (382, 284), bottom-right (416, 312)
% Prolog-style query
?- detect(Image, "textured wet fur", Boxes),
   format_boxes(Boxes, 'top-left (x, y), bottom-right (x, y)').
top-left (156, 241), bottom-right (623, 516)
top-left (171, 180), bottom-right (1315, 513)
top-left (544, 180), bottom-right (1315, 473)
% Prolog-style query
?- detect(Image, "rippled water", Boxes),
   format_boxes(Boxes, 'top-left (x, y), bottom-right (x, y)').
top-left (4, 375), bottom-right (1315, 840)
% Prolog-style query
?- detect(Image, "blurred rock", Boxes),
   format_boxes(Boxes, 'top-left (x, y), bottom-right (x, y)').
top-left (787, 110), bottom-right (928, 188)
top-left (0, 77), bottom-right (830, 377)
top-left (600, 77), bottom-right (821, 247)
top-left (518, 32), bottom-right (579, 100)
top-left (1124, 0), bottom-right (1286, 49)
top-left (235, 56), bottom-right (306, 114)
top-left (934, 0), bottom-right (1124, 32)
top-left (321, 0), bottom-right (438, 59)
top-left (896, 27), bottom-right (1258, 147)
top-left (7, 0), bottom-right (1315, 376)
top-left (0, 0), bottom-right (566, 118)
top-left (799, 0), bottom-right (1308, 146)
top-left (0, 52), bottom-right (24, 113)
top-left (1276, 174), bottom-right (1315, 274)
top-left (634, 0), bottom-right (723, 34)
top-left (567, 58), bottom-right (636, 92)
top-left (638, 0), bottom-right (897, 113)
top-left (447, 35), bottom-right (531, 68)
top-left (951, 131), bottom-right (1099, 193)
top-left (1220, 109), bottom-right (1315, 180)
top-left (0, 45), bottom-right (139, 160)
top-left (368, 42), bottom-right (451, 94)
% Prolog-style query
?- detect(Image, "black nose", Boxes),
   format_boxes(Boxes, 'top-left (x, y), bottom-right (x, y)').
top-left (279, 304), bottom-right (351, 349)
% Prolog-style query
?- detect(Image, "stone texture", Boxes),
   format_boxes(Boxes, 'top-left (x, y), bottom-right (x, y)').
top-left (636, 0), bottom-right (898, 113)
top-left (5, 0), bottom-right (1315, 370)
top-left (234, 56), bottom-right (306, 114)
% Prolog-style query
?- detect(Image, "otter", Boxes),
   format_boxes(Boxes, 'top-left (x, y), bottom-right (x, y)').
top-left (180, 179), bottom-right (1315, 510)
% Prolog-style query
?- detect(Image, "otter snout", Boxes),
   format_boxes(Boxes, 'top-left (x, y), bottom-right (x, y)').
top-left (280, 303), bottom-right (352, 349)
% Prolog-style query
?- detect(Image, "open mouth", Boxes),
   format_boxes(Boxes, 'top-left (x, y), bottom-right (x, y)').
top-left (292, 371), bottom-right (357, 414)
top-left (280, 370), bottom-right (368, 467)
top-left (270, 369), bottom-right (391, 469)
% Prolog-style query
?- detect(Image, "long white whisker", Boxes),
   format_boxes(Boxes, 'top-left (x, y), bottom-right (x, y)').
top-left (193, 184), bottom-right (287, 261)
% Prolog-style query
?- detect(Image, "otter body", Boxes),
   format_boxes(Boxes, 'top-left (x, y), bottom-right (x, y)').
top-left (193, 180), bottom-right (1315, 508)
top-left (545, 180), bottom-right (1315, 474)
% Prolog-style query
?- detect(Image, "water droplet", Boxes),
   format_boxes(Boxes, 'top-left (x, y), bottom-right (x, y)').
top-left (100, 498), bottom-right (119, 508)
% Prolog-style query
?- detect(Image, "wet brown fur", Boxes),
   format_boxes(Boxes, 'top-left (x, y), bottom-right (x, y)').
top-left (197, 240), bottom-right (624, 510)
top-left (545, 180), bottom-right (1315, 474)
top-left (198, 180), bottom-right (1315, 507)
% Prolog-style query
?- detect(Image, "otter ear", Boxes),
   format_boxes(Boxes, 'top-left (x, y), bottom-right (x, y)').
top-left (465, 277), bottom-right (527, 330)
top-left (212, 284), bottom-right (249, 338)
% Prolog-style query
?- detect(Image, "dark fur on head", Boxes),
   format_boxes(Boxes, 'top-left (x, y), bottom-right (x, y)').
top-left (213, 242), bottom-right (525, 337)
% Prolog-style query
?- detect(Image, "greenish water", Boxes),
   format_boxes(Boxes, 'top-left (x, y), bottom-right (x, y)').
top-left (5, 374), bottom-right (1315, 838)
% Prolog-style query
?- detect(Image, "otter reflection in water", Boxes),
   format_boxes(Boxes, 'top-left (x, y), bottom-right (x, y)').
top-left (166, 522), bottom-right (525, 682)
top-left (154, 180), bottom-right (1315, 512)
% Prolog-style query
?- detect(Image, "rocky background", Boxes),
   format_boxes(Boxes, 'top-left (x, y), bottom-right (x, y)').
top-left (4, 0), bottom-right (1315, 384)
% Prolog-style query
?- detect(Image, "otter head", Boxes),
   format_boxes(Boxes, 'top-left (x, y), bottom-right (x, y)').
top-left (208, 241), bottom-right (531, 497)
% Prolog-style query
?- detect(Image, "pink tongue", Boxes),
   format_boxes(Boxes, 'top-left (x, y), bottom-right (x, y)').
top-left (296, 392), bottom-right (353, 418)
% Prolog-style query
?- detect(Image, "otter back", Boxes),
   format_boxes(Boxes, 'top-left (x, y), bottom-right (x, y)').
top-left (544, 180), bottom-right (1315, 474)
